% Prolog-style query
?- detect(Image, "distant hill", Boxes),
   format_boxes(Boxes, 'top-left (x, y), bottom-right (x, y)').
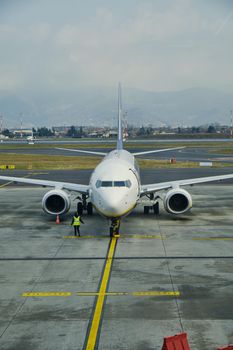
top-left (0, 87), bottom-right (232, 127)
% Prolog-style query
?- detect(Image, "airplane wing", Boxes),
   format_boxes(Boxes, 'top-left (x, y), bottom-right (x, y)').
top-left (133, 146), bottom-right (185, 156)
top-left (140, 173), bottom-right (233, 196)
top-left (0, 175), bottom-right (89, 194)
top-left (56, 147), bottom-right (107, 156)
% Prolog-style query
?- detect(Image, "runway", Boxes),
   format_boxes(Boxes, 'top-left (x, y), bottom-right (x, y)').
top-left (0, 178), bottom-right (233, 349)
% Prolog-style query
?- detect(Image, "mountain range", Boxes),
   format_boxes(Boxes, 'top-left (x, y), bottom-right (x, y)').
top-left (0, 87), bottom-right (232, 128)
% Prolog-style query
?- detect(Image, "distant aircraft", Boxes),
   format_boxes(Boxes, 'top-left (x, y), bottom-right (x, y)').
top-left (27, 128), bottom-right (35, 144)
top-left (1, 84), bottom-right (233, 236)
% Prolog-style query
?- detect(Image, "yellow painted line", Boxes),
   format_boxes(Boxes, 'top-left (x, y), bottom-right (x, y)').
top-left (28, 172), bottom-right (49, 175)
top-left (77, 291), bottom-right (180, 297)
top-left (128, 234), bottom-right (163, 239)
top-left (22, 292), bottom-right (72, 297)
top-left (0, 180), bottom-right (14, 188)
top-left (63, 235), bottom-right (107, 239)
top-left (0, 174), bottom-right (31, 189)
top-left (132, 291), bottom-right (180, 296)
top-left (63, 235), bottom-right (163, 239)
top-left (86, 237), bottom-right (117, 350)
top-left (22, 290), bottom-right (180, 298)
top-left (193, 237), bottom-right (233, 240)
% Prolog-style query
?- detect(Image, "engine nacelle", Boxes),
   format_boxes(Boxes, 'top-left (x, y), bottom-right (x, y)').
top-left (164, 188), bottom-right (192, 214)
top-left (42, 189), bottom-right (71, 215)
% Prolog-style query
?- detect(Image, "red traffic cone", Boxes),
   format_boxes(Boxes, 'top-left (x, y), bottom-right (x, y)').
top-left (56, 215), bottom-right (60, 224)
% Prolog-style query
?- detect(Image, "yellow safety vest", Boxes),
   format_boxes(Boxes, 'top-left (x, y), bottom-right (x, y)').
top-left (73, 216), bottom-right (81, 226)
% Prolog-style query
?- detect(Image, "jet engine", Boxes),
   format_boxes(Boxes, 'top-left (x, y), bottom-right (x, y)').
top-left (42, 189), bottom-right (71, 215)
top-left (164, 188), bottom-right (192, 214)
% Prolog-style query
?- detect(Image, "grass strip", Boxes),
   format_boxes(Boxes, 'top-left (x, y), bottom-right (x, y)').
top-left (1, 153), bottom-right (233, 170)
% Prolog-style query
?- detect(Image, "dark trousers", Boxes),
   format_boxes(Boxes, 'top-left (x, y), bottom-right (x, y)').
top-left (74, 226), bottom-right (80, 236)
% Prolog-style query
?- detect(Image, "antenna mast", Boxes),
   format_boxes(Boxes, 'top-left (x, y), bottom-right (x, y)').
top-left (0, 115), bottom-right (3, 134)
top-left (230, 110), bottom-right (233, 139)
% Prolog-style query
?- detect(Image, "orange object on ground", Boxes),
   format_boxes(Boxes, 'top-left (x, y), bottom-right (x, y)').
top-left (217, 346), bottom-right (233, 350)
top-left (162, 332), bottom-right (191, 350)
top-left (56, 215), bottom-right (60, 224)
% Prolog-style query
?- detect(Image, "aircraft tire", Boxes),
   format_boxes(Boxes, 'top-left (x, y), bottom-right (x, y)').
top-left (153, 202), bottom-right (159, 215)
top-left (87, 202), bottom-right (93, 215)
top-left (144, 206), bottom-right (150, 215)
top-left (77, 202), bottom-right (83, 215)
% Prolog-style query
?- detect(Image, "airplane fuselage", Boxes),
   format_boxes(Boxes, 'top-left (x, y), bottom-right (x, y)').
top-left (89, 149), bottom-right (140, 218)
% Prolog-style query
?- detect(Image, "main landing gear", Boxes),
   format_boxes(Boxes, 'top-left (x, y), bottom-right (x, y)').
top-left (141, 193), bottom-right (160, 215)
top-left (109, 218), bottom-right (121, 238)
top-left (77, 194), bottom-right (93, 215)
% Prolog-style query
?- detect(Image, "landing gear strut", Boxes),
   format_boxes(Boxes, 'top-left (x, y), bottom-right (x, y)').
top-left (77, 194), bottom-right (93, 216)
top-left (109, 218), bottom-right (121, 238)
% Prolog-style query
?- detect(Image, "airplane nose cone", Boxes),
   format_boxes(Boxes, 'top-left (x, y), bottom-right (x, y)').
top-left (106, 198), bottom-right (122, 215)
top-left (101, 194), bottom-right (125, 216)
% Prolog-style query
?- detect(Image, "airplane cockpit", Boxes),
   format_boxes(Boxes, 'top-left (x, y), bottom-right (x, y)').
top-left (95, 180), bottom-right (132, 188)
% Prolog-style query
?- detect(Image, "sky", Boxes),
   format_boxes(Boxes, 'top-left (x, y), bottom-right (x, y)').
top-left (0, 0), bottom-right (233, 94)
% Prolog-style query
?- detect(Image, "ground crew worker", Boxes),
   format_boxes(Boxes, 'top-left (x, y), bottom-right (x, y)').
top-left (71, 212), bottom-right (84, 236)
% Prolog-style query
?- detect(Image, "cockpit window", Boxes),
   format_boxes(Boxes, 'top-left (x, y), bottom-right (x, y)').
top-left (113, 181), bottom-right (125, 187)
top-left (95, 180), bottom-right (101, 188)
top-left (96, 180), bottom-right (132, 188)
top-left (125, 180), bottom-right (132, 188)
top-left (101, 181), bottom-right (113, 187)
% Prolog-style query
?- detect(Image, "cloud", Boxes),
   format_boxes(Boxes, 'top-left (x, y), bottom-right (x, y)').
top-left (0, 0), bottom-right (232, 93)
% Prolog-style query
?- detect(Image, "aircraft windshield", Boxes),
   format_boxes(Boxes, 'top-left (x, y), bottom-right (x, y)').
top-left (114, 181), bottom-right (125, 187)
top-left (101, 181), bottom-right (112, 187)
top-left (96, 180), bottom-right (132, 188)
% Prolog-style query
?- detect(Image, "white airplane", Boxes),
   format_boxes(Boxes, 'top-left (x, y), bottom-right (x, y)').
top-left (1, 84), bottom-right (233, 237)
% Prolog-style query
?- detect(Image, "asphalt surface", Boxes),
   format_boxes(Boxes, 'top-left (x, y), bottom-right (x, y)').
top-left (1, 145), bottom-right (233, 349)
top-left (0, 185), bottom-right (233, 349)
top-left (1, 144), bottom-right (233, 163)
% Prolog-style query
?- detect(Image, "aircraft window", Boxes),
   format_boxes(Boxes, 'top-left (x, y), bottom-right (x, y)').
top-left (114, 181), bottom-right (126, 187)
top-left (96, 180), bottom-right (131, 188)
top-left (96, 180), bottom-right (101, 188)
top-left (101, 181), bottom-right (113, 187)
top-left (125, 180), bottom-right (132, 188)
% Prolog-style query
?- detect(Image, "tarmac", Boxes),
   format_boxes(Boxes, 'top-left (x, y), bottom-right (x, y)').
top-left (1, 145), bottom-right (233, 163)
top-left (0, 178), bottom-right (233, 349)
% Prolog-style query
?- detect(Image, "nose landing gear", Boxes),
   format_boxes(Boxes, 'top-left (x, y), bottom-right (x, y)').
top-left (77, 194), bottom-right (93, 215)
top-left (110, 218), bottom-right (121, 238)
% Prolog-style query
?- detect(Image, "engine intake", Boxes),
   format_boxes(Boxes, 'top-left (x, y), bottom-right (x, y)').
top-left (42, 189), bottom-right (71, 215)
top-left (164, 188), bottom-right (192, 214)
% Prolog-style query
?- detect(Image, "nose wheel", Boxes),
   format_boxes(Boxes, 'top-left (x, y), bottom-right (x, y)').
top-left (110, 218), bottom-right (121, 238)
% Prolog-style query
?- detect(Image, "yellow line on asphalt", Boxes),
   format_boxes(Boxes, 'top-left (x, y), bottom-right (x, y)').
top-left (0, 180), bottom-right (14, 188)
top-left (193, 237), bottom-right (233, 240)
top-left (132, 291), bottom-right (180, 296)
top-left (22, 292), bottom-right (71, 297)
top-left (77, 291), bottom-right (180, 297)
top-left (129, 234), bottom-right (163, 239)
top-left (63, 235), bottom-right (163, 239)
top-left (28, 172), bottom-right (49, 175)
top-left (22, 291), bottom-right (180, 297)
top-left (62, 236), bottom-right (101, 239)
top-left (0, 174), bottom-right (31, 188)
top-left (85, 237), bottom-right (117, 350)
